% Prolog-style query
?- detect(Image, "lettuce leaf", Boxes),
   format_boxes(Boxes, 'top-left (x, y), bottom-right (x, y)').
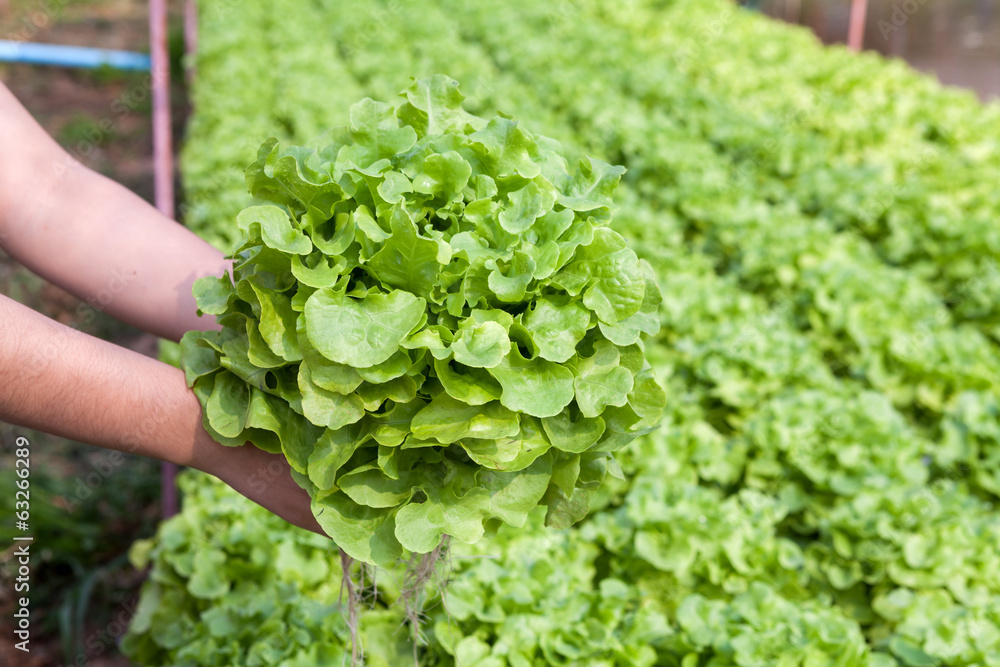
top-left (183, 76), bottom-right (665, 565)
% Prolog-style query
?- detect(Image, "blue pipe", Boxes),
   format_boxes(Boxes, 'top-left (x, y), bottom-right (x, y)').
top-left (0, 40), bottom-right (151, 71)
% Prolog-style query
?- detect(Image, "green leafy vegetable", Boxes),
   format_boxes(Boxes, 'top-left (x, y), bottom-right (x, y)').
top-left (182, 76), bottom-right (664, 565)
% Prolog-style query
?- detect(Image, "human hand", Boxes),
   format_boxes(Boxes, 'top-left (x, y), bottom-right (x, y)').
top-left (195, 438), bottom-right (323, 535)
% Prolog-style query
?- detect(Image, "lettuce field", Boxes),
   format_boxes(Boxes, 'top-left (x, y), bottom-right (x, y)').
top-left (123, 0), bottom-right (1000, 665)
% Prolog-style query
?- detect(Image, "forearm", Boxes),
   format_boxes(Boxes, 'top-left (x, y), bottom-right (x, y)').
top-left (10, 164), bottom-right (229, 341)
top-left (0, 294), bottom-right (322, 534)
top-left (0, 82), bottom-right (230, 342)
top-left (0, 293), bottom-right (226, 471)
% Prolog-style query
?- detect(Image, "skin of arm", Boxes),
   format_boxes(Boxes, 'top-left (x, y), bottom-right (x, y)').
top-left (0, 295), bottom-right (320, 533)
top-left (0, 81), bottom-right (225, 342)
top-left (0, 82), bottom-right (321, 534)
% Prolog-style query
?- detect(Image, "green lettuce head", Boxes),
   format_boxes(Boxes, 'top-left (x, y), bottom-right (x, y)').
top-left (181, 75), bottom-right (665, 566)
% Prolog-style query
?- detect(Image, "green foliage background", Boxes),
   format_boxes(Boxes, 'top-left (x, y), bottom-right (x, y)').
top-left (126, 0), bottom-right (1000, 664)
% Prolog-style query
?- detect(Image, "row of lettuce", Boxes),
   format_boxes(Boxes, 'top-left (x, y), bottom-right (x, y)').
top-left (125, 0), bottom-right (1000, 664)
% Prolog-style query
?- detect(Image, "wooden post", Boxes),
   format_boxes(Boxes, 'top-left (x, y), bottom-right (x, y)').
top-left (848, 0), bottom-right (868, 51)
top-left (149, 0), bottom-right (178, 518)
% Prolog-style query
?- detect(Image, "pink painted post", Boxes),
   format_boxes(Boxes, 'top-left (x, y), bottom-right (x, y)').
top-left (149, 0), bottom-right (178, 518)
top-left (848, 0), bottom-right (868, 51)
